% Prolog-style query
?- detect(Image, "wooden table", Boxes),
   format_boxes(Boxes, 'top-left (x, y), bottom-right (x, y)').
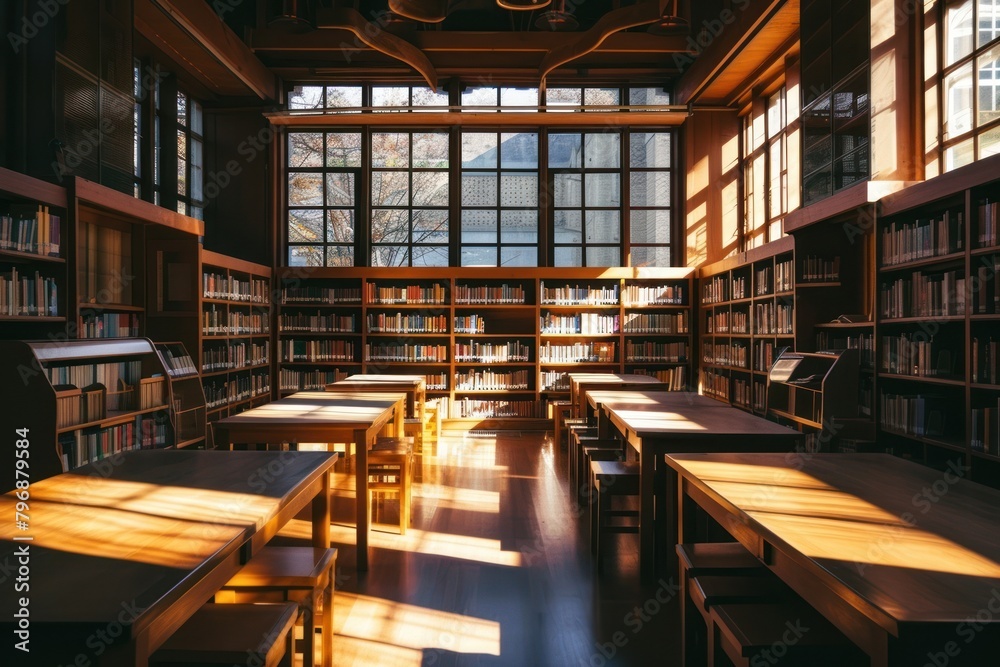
top-left (326, 373), bottom-right (426, 421)
top-left (0, 449), bottom-right (337, 667)
top-left (595, 391), bottom-right (802, 579)
top-left (665, 452), bottom-right (1000, 667)
top-left (212, 390), bottom-right (406, 572)
top-left (567, 372), bottom-right (671, 420)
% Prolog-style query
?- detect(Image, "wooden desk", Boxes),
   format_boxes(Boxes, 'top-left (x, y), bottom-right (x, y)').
top-left (567, 372), bottom-right (670, 420)
top-left (212, 390), bottom-right (406, 572)
top-left (326, 374), bottom-right (426, 421)
top-left (596, 392), bottom-right (802, 579)
top-left (0, 449), bottom-right (336, 667)
top-left (665, 453), bottom-right (1000, 667)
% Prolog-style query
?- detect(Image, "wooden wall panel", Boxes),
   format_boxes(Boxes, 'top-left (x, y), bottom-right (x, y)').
top-left (684, 110), bottom-right (742, 267)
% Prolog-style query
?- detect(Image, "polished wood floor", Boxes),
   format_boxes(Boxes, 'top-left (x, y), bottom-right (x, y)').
top-left (277, 431), bottom-right (682, 666)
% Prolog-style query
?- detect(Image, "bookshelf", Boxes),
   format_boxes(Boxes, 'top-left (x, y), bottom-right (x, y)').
top-left (0, 338), bottom-right (175, 488)
top-left (275, 267), bottom-right (694, 427)
top-left (154, 341), bottom-right (207, 449)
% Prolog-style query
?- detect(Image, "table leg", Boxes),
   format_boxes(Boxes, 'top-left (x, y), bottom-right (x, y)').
top-left (354, 427), bottom-right (369, 572)
top-left (639, 440), bottom-right (655, 581)
top-left (312, 466), bottom-right (330, 549)
top-left (393, 401), bottom-right (404, 437)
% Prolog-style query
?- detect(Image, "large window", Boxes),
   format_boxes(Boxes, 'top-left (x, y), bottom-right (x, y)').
top-left (942, 0), bottom-right (1000, 169)
top-left (629, 132), bottom-right (674, 266)
top-left (742, 86), bottom-right (789, 248)
top-left (176, 91), bottom-right (204, 219)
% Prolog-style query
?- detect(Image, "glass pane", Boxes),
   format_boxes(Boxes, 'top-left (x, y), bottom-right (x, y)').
top-left (944, 62), bottom-right (974, 139)
top-left (630, 171), bottom-right (671, 207)
top-left (554, 210), bottom-right (582, 243)
top-left (630, 245), bottom-right (671, 267)
top-left (462, 209), bottom-right (497, 242)
top-left (413, 209), bottom-right (449, 243)
top-left (586, 210), bottom-right (620, 243)
top-left (584, 88), bottom-right (620, 108)
top-left (978, 45), bottom-right (1000, 125)
top-left (586, 246), bottom-right (620, 266)
top-left (371, 171), bottom-right (409, 207)
top-left (584, 133), bottom-right (620, 167)
top-left (412, 246), bottom-right (448, 266)
top-left (554, 246), bottom-right (583, 266)
top-left (769, 142), bottom-right (784, 218)
top-left (630, 209), bottom-right (671, 244)
top-left (500, 132), bottom-right (538, 168)
top-left (372, 246), bottom-right (408, 267)
top-left (190, 100), bottom-right (203, 135)
top-left (500, 87), bottom-right (539, 108)
top-left (501, 247), bottom-right (537, 267)
top-left (500, 210), bottom-right (538, 243)
top-left (767, 90), bottom-right (784, 138)
top-left (289, 245), bottom-right (323, 266)
top-left (288, 209), bottom-right (323, 243)
top-left (289, 133), bottom-right (324, 167)
top-left (629, 87), bottom-right (671, 108)
top-left (176, 201), bottom-right (187, 215)
top-left (326, 86), bottom-right (362, 110)
top-left (289, 173), bottom-right (323, 206)
top-left (630, 132), bottom-right (671, 168)
top-left (289, 86), bottom-right (325, 109)
top-left (326, 172), bottom-right (355, 207)
top-left (946, 0), bottom-right (975, 67)
top-left (981, 0), bottom-right (1000, 47)
top-left (177, 92), bottom-right (187, 126)
top-left (500, 172), bottom-right (538, 207)
top-left (177, 155), bottom-right (187, 197)
top-left (553, 173), bottom-right (582, 206)
top-left (177, 130), bottom-right (187, 160)
top-left (462, 246), bottom-right (497, 266)
top-left (326, 133), bottom-right (362, 167)
top-left (326, 246), bottom-right (354, 267)
top-left (327, 210), bottom-right (354, 243)
top-left (190, 140), bottom-right (203, 202)
top-left (371, 209), bottom-right (409, 243)
top-left (413, 171), bottom-right (449, 206)
top-left (462, 133), bottom-right (498, 168)
top-left (462, 87), bottom-right (498, 108)
top-left (372, 86), bottom-right (409, 109)
top-left (547, 88), bottom-right (581, 110)
top-left (549, 133), bottom-right (582, 167)
top-left (462, 172), bottom-right (497, 206)
top-left (413, 87), bottom-right (449, 107)
top-left (413, 132), bottom-right (449, 168)
top-left (585, 173), bottom-right (621, 206)
top-left (980, 124), bottom-right (1000, 159)
top-left (372, 133), bottom-right (410, 168)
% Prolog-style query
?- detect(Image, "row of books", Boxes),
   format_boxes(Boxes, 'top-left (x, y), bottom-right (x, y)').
top-left (137, 377), bottom-right (167, 411)
top-left (281, 339), bottom-right (354, 362)
top-left (46, 361), bottom-right (140, 394)
top-left (622, 312), bottom-right (689, 334)
top-left (457, 398), bottom-right (536, 418)
top-left (203, 341), bottom-right (270, 371)
top-left (454, 284), bottom-right (526, 304)
top-left (540, 282), bottom-right (618, 305)
top-left (702, 275), bottom-right (729, 304)
top-left (733, 377), bottom-right (751, 409)
top-left (879, 392), bottom-right (947, 437)
top-left (622, 284), bottom-right (686, 306)
top-left (455, 370), bottom-right (531, 391)
top-left (79, 312), bottom-right (140, 338)
top-left (538, 342), bottom-right (616, 363)
top-left (635, 366), bottom-right (688, 391)
top-left (978, 201), bottom-right (998, 248)
top-left (0, 206), bottom-right (61, 256)
top-left (879, 271), bottom-right (966, 319)
top-left (755, 341), bottom-right (782, 371)
top-left (203, 272), bottom-right (270, 303)
top-left (454, 314), bottom-right (487, 333)
top-left (158, 347), bottom-right (197, 377)
top-left (367, 313), bottom-right (449, 333)
top-left (731, 276), bottom-right (747, 301)
top-left (366, 283), bottom-right (447, 305)
top-left (279, 312), bottom-right (356, 332)
top-left (202, 307), bottom-right (270, 335)
top-left (0, 268), bottom-right (58, 316)
top-left (58, 416), bottom-right (167, 471)
top-left (755, 260), bottom-right (795, 295)
top-left (971, 401), bottom-right (1000, 456)
top-left (540, 313), bottom-right (618, 334)
top-left (972, 337), bottom-right (999, 385)
top-left (880, 335), bottom-right (956, 377)
top-left (972, 254), bottom-right (1000, 315)
top-left (754, 302), bottom-right (794, 335)
top-left (701, 368), bottom-right (730, 401)
top-left (816, 332), bottom-right (875, 368)
top-left (752, 378), bottom-right (767, 412)
top-left (281, 286), bottom-right (361, 303)
top-left (541, 370), bottom-right (571, 391)
top-left (454, 341), bottom-right (530, 362)
top-left (365, 343), bottom-right (448, 362)
top-left (203, 373), bottom-right (268, 408)
top-left (702, 341), bottom-right (747, 368)
top-left (800, 255), bottom-right (841, 282)
top-left (706, 310), bottom-right (748, 334)
top-left (625, 340), bottom-right (688, 363)
top-left (279, 368), bottom-right (346, 392)
top-left (881, 211), bottom-right (964, 266)
top-left (424, 373), bottom-right (448, 390)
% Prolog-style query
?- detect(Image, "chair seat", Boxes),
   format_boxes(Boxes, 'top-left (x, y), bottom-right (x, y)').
top-left (591, 459), bottom-right (639, 482)
top-left (223, 546), bottom-right (336, 589)
top-left (689, 575), bottom-right (786, 615)
top-left (677, 542), bottom-right (762, 576)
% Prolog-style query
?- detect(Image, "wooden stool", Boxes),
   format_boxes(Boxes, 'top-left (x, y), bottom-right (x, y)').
top-left (551, 400), bottom-right (574, 449)
top-left (217, 546), bottom-right (337, 667)
top-left (710, 601), bottom-right (864, 667)
top-left (576, 439), bottom-right (622, 503)
top-left (369, 436), bottom-right (414, 534)
top-left (590, 460), bottom-right (640, 570)
top-left (404, 418), bottom-right (424, 454)
top-left (151, 602), bottom-right (298, 667)
top-left (567, 424), bottom-right (598, 486)
top-left (423, 399), bottom-right (441, 452)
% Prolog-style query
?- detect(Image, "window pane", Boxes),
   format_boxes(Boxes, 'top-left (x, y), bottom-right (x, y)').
top-left (326, 172), bottom-right (355, 206)
top-left (462, 87), bottom-right (498, 108)
top-left (177, 92), bottom-right (187, 126)
top-left (462, 172), bottom-right (497, 206)
top-left (585, 173), bottom-right (621, 206)
top-left (412, 246), bottom-right (448, 266)
top-left (944, 62), bottom-right (974, 139)
top-left (980, 0), bottom-right (1000, 47)
top-left (462, 210), bottom-right (497, 242)
top-left (584, 88), bottom-right (620, 107)
top-left (289, 133), bottom-right (324, 167)
top-left (547, 88), bottom-right (581, 109)
top-left (630, 171), bottom-right (671, 207)
top-left (500, 172), bottom-right (538, 207)
top-left (413, 210), bottom-right (449, 243)
top-left (630, 132), bottom-right (671, 168)
top-left (946, 0), bottom-right (975, 67)
top-left (501, 247), bottom-right (537, 267)
top-left (630, 246), bottom-right (671, 267)
top-left (289, 209), bottom-right (323, 243)
top-left (549, 134), bottom-right (582, 167)
top-left (326, 86), bottom-right (362, 109)
top-left (289, 86), bottom-right (325, 109)
top-left (979, 124), bottom-right (1000, 158)
top-left (289, 245), bottom-right (324, 266)
top-left (586, 246), bottom-right (620, 266)
top-left (289, 173), bottom-right (323, 206)
top-left (553, 173), bottom-right (581, 206)
top-left (586, 210), bottom-right (620, 242)
top-left (500, 210), bottom-right (538, 243)
top-left (462, 133), bottom-right (498, 168)
top-left (372, 133), bottom-right (410, 168)
top-left (371, 209), bottom-right (409, 243)
top-left (500, 87), bottom-right (538, 108)
top-left (413, 171), bottom-right (449, 206)
top-left (413, 132), bottom-right (449, 167)
top-left (585, 133), bottom-right (620, 167)
top-left (327, 210), bottom-right (354, 243)
top-left (190, 139), bottom-right (203, 202)
top-left (177, 129), bottom-right (187, 160)
top-left (190, 100), bottom-right (203, 135)
top-left (326, 133), bottom-right (362, 167)
top-left (326, 246), bottom-right (354, 267)
top-left (462, 247), bottom-right (497, 266)
top-left (500, 132), bottom-right (538, 168)
top-left (372, 86), bottom-right (409, 109)
top-left (177, 156), bottom-right (187, 196)
top-left (554, 246), bottom-right (583, 266)
top-left (944, 137), bottom-right (975, 170)
top-left (769, 141), bottom-right (784, 218)
top-left (978, 45), bottom-right (1000, 125)
top-left (176, 201), bottom-right (187, 215)
top-left (413, 87), bottom-right (449, 107)
top-left (371, 171), bottom-right (409, 207)
top-left (554, 210), bottom-right (582, 243)
top-left (372, 246), bottom-right (409, 267)
top-left (630, 210), bottom-right (671, 244)
top-left (629, 87), bottom-right (671, 107)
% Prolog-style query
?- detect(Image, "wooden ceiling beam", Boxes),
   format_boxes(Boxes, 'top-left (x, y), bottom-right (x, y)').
top-left (265, 111), bottom-right (687, 127)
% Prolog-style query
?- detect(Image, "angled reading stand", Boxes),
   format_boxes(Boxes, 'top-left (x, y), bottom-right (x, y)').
top-left (766, 347), bottom-right (860, 430)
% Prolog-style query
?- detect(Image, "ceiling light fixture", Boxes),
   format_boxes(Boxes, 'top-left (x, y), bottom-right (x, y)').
top-left (535, 0), bottom-right (578, 31)
top-left (497, 0), bottom-right (553, 11)
top-left (647, 0), bottom-right (690, 35)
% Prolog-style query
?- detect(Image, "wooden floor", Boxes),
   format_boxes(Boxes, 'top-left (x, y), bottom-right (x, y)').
top-left (275, 431), bottom-right (682, 666)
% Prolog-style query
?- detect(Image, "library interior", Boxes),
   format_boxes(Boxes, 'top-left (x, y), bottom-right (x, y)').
top-left (2, 0), bottom-right (1000, 665)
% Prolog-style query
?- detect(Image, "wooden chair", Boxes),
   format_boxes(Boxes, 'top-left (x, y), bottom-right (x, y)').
top-left (576, 439), bottom-right (622, 503)
top-left (150, 602), bottom-right (298, 667)
top-left (217, 546), bottom-right (337, 667)
top-left (590, 460), bottom-right (640, 570)
top-left (369, 436), bottom-right (414, 534)
top-left (551, 400), bottom-right (574, 450)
